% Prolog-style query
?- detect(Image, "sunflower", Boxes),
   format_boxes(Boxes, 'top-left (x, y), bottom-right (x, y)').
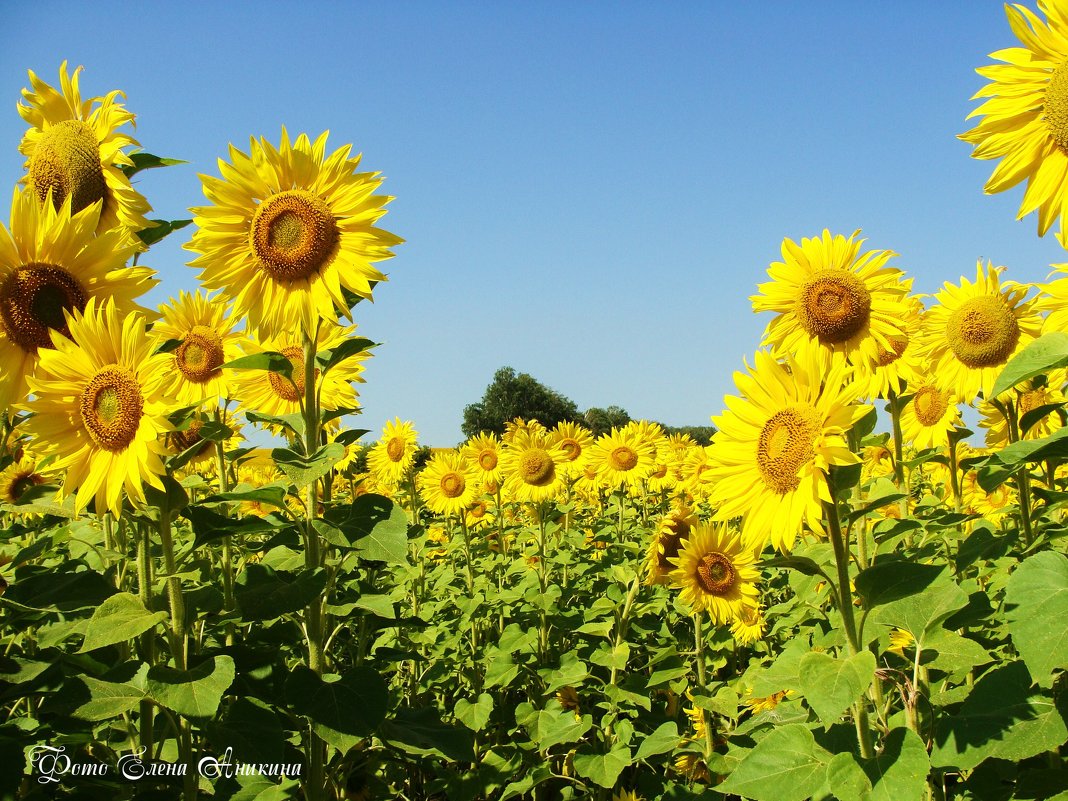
top-left (899, 382), bottom-right (964, 452)
top-left (643, 504), bottom-right (698, 585)
top-left (460, 432), bottom-right (505, 487)
top-left (499, 427), bottom-right (568, 503)
top-left (730, 603), bottom-right (767, 645)
top-left (419, 451), bottom-right (479, 518)
top-left (367, 418), bottom-right (418, 486)
top-left (962, 469), bottom-right (1016, 526)
top-left (588, 425), bottom-right (656, 489)
top-left (960, 2), bottom-right (1068, 235)
top-left (20, 299), bottom-right (171, 517)
top-left (165, 410), bottom-right (243, 473)
top-left (706, 349), bottom-right (867, 551)
top-left (1040, 245), bottom-right (1068, 332)
top-left (978, 369), bottom-right (1067, 446)
top-left (751, 230), bottom-right (910, 369)
top-left (155, 290), bottom-right (242, 407)
top-left (669, 522), bottom-right (760, 624)
top-left (858, 291), bottom-right (925, 401)
top-left (0, 188), bottom-right (155, 412)
top-left (681, 444), bottom-right (715, 500)
top-left (0, 457), bottom-right (49, 506)
top-left (18, 62), bottom-right (153, 238)
top-left (186, 128), bottom-right (402, 338)
top-left (502, 417), bottom-right (547, 443)
top-left (887, 628), bottom-right (915, 657)
top-left (549, 420), bottom-right (593, 479)
top-left (916, 261), bottom-right (1041, 403)
top-left (232, 323), bottom-right (368, 430)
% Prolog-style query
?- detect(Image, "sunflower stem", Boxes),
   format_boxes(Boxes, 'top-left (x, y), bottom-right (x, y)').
top-left (213, 407), bottom-right (236, 647)
top-left (998, 398), bottom-right (1035, 546)
top-left (693, 614), bottom-right (715, 759)
top-left (136, 523), bottom-right (154, 757)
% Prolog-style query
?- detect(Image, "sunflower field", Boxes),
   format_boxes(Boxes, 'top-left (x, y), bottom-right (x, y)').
top-left (3, 4), bottom-right (1068, 801)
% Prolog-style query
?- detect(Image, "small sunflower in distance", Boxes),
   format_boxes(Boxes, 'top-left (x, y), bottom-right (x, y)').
top-left (419, 451), bottom-right (479, 517)
top-left (899, 382), bottom-right (963, 452)
top-left (669, 522), bottom-right (760, 625)
top-left (549, 420), bottom-right (593, 479)
top-left (18, 62), bottom-right (153, 237)
top-left (706, 349), bottom-right (868, 551)
top-left (367, 418), bottom-right (418, 486)
top-left (751, 230), bottom-right (909, 369)
top-left (21, 298), bottom-right (171, 517)
top-left (155, 290), bottom-right (242, 406)
top-left (960, 2), bottom-right (1068, 235)
top-left (730, 604), bottom-right (767, 645)
top-left (0, 188), bottom-right (155, 412)
top-left (588, 425), bottom-right (656, 489)
top-left (187, 128), bottom-right (403, 338)
top-left (916, 261), bottom-right (1041, 403)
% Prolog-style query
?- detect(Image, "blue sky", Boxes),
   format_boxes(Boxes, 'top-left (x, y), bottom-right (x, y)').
top-left (1, 1), bottom-right (1063, 445)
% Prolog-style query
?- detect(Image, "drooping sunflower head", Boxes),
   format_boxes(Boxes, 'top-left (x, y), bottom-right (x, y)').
top-left (752, 229), bottom-right (911, 370)
top-left (502, 417), bottom-right (547, 444)
top-left (668, 521), bottom-right (761, 624)
top-left (21, 298), bottom-right (171, 517)
top-left (18, 62), bottom-right (153, 238)
top-left (706, 349), bottom-right (868, 551)
top-left (643, 504), bottom-right (698, 585)
top-left (960, 2), bottom-right (1068, 235)
top-left (916, 261), bottom-right (1041, 403)
top-left (730, 603), bottom-right (767, 645)
top-left (0, 188), bottom-right (155, 413)
top-left (186, 128), bottom-right (402, 338)
top-left (0, 457), bottom-right (50, 508)
top-left (155, 290), bottom-right (242, 407)
top-left (418, 450), bottom-right (479, 518)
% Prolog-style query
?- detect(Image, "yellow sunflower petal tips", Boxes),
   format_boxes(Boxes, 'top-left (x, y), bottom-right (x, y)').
top-left (186, 128), bottom-right (403, 338)
top-left (18, 62), bottom-right (153, 238)
top-left (961, 2), bottom-right (1068, 235)
top-left (21, 298), bottom-right (172, 518)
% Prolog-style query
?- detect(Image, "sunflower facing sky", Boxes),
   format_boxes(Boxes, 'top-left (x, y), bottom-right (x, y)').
top-left (960, 1), bottom-right (1068, 235)
top-left (21, 298), bottom-right (171, 517)
top-left (706, 349), bottom-right (868, 551)
top-left (0, 188), bottom-right (155, 412)
top-left (186, 128), bottom-right (403, 338)
top-left (751, 229), bottom-right (911, 370)
top-left (18, 62), bottom-right (153, 238)
top-left (668, 522), bottom-right (760, 624)
top-left (916, 261), bottom-right (1041, 403)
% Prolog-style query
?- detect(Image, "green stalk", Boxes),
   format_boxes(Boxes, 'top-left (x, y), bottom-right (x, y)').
top-left (693, 614), bottom-right (715, 759)
top-left (824, 495), bottom-right (875, 760)
top-left (136, 523), bottom-right (154, 756)
top-left (213, 407), bottom-right (235, 647)
top-left (997, 398), bottom-right (1035, 546)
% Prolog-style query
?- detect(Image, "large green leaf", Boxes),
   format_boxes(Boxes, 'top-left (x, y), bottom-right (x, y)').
top-left (71, 664), bottom-right (149, 721)
top-left (931, 661), bottom-right (1068, 770)
top-left (323, 493), bottom-right (408, 563)
top-left (633, 721), bottom-right (680, 761)
top-left (824, 728), bottom-right (929, 801)
top-left (6, 564), bottom-right (116, 611)
top-left (871, 571), bottom-right (968, 644)
top-left (146, 655), bottom-right (235, 719)
top-left (854, 561), bottom-right (943, 608)
top-left (798, 650), bottom-right (875, 725)
top-left (380, 706), bottom-right (475, 762)
top-left (272, 443), bottom-right (344, 489)
top-left (717, 724), bottom-right (833, 801)
top-left (1005, 550), bottom-right (1068, 688)
top-left (572, 745), bottom-right (632, 789)
top-left (454, 693), bottom-right (494, 732)
top-left (991, 332), bottom-right (1068, 397)
top-left (234, 565), bottom-right (328, 621)
top-left (205, 697), bottom-right (286, 765)
top-left (78, 592), bottom-right (167, 653)
top-left (286, 665), bottom-right (389, 750)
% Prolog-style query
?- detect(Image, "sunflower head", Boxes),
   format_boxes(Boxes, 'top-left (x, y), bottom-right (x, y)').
top-left (669, 522), bottom-right (761, 624)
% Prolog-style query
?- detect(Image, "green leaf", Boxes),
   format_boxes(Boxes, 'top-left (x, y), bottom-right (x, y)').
top-left (829, 463), bottom-right (863, 497)
top-left (78, 592), bottom-right (167, 652)
top-left (287, 665), bottom-right (388, 749)
top-left (717, 724), bottom-right (833, 801)
top-left (825, 728), bottom-right (929, 801)
top-left (854, 561), bottom-right (943, 608)
top-left (633, 721), bottom-right (680, 761)
top-left (993, 427), bottom-right (1068, 469)
top-left (205, 697), bottom-right (285, 765)
top-left (798, 650), bottom-right (875, 726)
top-left (122, 152), bottom-right (188, 177)
top-left (223, 352), bottom-right (295, 382)
top-left (1020, 401), bottom-right (1067, 436)
top-left (572, 745), bottom-right (632, 788)
top-left (761, 555), bottom-right (827, 577)
top-left (136, 218), bottom-right (192, 247)
top-left (323, 493), bottom-right (408, 563)
top-left (5, 564), bottom-right (116, 611)
top-left (147, 655), bottom-right (235, 719)
top-left (204, 484), bottom-right (289, 510)
top-left (380, 706), bottom-right (475, 762)
top-left (72, 664), bottom-right (149, 721)
top-left (1005, 550), bottom-right (1068, 688)
top-left (483, 649), bottom-right (520, 689)
top-left (992, 332), bottom-right (1068, 397)
top-left (454, 693), bottom-right (494, 732)
top-left (523, 707), bottom-right (592, 749)
top-left (931, 661), bottom-right (1068, 770)
top-left (244, 410), bottom-right (304, 437)
top-left (234, 565), bottom-right (328, 621)
top-left (272, 443), bottom-right (344, 489)
top-left (921, 629), bottom-right (992, 679)
top-left (315, 337), bottom-right (376, 374)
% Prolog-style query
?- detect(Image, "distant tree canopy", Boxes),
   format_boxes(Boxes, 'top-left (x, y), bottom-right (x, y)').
top-left (462, 367), bottom-right (717, 444)
top-left (461, 367), bottom-right (581, 437)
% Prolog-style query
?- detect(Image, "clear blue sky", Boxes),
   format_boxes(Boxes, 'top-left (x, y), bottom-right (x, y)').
top-left (1, 1), bottom-right (1063, 445)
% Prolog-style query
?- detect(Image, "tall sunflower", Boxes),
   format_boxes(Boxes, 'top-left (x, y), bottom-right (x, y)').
top-left (916, 261), bottom-right (1041, 403)
top-left (669, 522), bottom-right (760, 624)
top-left (706, 350), bottom-right (868, 551)
top-left (232, 323), bottom-right (368, 429)
top-left (960, 1), bottom-right (1068, 235)
top-left (419, 451), bottom-right (480, 517)
top-left (186, 128), bottom-right (402, 338)
top-left (0, 188), bottom-right (155, 412)
top-left (21, 299), bottom-right (171, 517)
top-left (18, 62), bottom-right (153, 238)
top-left (460, 432), bottom-right (505, 487)
top-left (155, 290), bottom-right (242, 407)
top-left (366, 418), bottom-right (418, 487)
top-left (751, 230), bottom-right (910, 370)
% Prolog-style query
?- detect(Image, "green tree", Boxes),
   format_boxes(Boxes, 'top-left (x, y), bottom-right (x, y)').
top-left (583, 405), bottom-right (631, 438)
top-left (462, 367), bottom-right (581, 437)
